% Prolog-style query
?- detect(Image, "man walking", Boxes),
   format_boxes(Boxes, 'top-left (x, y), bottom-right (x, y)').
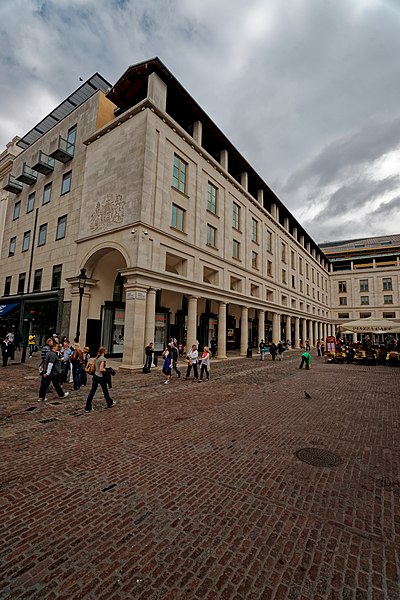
top-left (38, 338), bottom-right (70, 401)
top-left (168, 339), bottom-right (181, 378)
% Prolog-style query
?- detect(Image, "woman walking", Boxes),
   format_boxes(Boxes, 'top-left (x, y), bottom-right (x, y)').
top-left (80, 346), bottom-right (90, 387)
top-left (162, 347), bottom-right (172, 384)
top-left (185, 344), bottom-right (199, 380)
top-left (198, 346), bottom-right (210, 382)
top-left (70, 343), bottom-right (83, 390)
top-left (85, 346), bottom-right (116, 413)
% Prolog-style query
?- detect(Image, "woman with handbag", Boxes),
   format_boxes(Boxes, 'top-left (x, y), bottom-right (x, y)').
top-left (84, 347), bottom-right (116, 413)
top-left (184, 344), bottom-right (199, 380)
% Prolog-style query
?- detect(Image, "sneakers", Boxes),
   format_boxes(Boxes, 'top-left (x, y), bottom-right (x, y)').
top-left (62, 392), bottom-right (70, 399)
top-left (108, 401), bottom-right (117, 407)
top-left (38, 397), bottom-right (47, 402)
top-left (84, 409), bottom-right (92, 413)
top-left (164, 380), bottom-right (170, 384)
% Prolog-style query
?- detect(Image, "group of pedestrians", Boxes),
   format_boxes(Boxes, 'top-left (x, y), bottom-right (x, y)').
top-left (258, 340), bottom-right (287, 361)
top-left (37, 336), bottom-right (115, 412)
top-left (144, 339), bottom-right (211, 383)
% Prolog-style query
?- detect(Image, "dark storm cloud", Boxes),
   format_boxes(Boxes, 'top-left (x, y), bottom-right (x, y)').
top-left (283, 117), bottom-right (400, 193)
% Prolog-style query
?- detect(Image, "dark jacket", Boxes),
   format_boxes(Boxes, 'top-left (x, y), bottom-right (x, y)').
top-left (44, 349), bottom-right (62, 376)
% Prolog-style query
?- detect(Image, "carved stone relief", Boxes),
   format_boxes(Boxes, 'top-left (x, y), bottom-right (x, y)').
top-left (90, 194), bottom-right (125, 232)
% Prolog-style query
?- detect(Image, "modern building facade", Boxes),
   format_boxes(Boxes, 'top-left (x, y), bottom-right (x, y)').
top-left (1, 58), bottom-right (386, 368)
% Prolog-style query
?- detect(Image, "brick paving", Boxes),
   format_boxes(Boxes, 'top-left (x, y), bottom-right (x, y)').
top-left (0, 351), bottom-right (399, 599)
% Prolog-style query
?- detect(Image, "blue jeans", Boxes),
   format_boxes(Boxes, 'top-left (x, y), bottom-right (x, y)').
top-left (72, 363), bottom-right (82, 390)
top-left (144, 354), bottom-right (152, 372)
top-left (85, 374), bottom-right (113, 411)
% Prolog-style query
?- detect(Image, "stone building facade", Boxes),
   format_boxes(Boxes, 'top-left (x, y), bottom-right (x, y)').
top-left (320, 236), bottom-right (400, 340)
top-left (0, 58), bottom-right (358, 367)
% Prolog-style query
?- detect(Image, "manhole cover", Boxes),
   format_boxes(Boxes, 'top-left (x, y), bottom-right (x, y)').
top-left (295, 448), bottom-right (342, 467)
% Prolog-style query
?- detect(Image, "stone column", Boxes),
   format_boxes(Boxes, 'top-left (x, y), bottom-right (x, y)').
top-left (120, 287), bottom-right (147, 370)
top-left (144, 288), bottom-right (156, 346)
top-left (353, 332), bottom-right (357, 343)
top-left (302, 319), bottom-right (307, 347)
top-left (314, 321), bottom-right (318, 343)
top-left (309, 320), bottom-right (314, 347)
top-left (258, 309), bottom-right (265, 350)
top-left (272, 312), bottom-right (280, 344)
top-left (240, 306), bottom-right (249, 356)
top-left (294, 317), bottom-right (300, 349)
top-left (285, 315), bottom-right (291, 346)
top-left (217, 302), bottom-right (227, 359)
top-left (187, 296), bottom-right (198, 348)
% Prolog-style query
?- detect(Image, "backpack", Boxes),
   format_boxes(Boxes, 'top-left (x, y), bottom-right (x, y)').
top-left (85, 360), bottom-right (96, 375)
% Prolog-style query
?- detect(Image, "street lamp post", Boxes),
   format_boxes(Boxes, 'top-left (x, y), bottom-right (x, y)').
top-left (75, 268), bottom-right (87, 343)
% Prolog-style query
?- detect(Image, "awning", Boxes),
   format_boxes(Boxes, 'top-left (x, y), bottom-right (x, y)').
top-left (338, 318), bottom-right (400, 334)
top-left (0, 301), bottom-right (21, 318)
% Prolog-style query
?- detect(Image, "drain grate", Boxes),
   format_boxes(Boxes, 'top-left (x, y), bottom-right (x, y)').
top-left (295, 447), bottom-right (342, 467)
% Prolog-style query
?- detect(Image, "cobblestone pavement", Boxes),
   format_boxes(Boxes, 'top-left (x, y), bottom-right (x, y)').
top-left (1, 351), bottom-right (399, 599)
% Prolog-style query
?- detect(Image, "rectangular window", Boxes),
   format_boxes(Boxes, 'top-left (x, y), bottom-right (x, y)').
top-left (172, 154), bottom-right (187, 194)
top-left (27, 193), bottom-right (35, 213)
top-left (22, 231), bottom-right (30, 252)
top-left (383, 312), bottom-right (395, 319)
top-left (384, 295), bottom-right (393, 304)
top-left (338, 312), bottom-right (349, 319)
top-left (299, 256), bottom-right (303, 275)
top-left (33, 269), bottom-right (42, 292)
top-left (207, 224), bottom-right (217, 248)
top-left (232, 239), bottom-right (240, 259)
top-left (18, 273), bottom-right (26, 294)
top-left (300, 280), bottom-right (303, 292)
top-left (360, 279), bottom-right (369, 292)
top-left (61, 171), bottom-right (72, 195)
top-left (291, 250), bottom-right (295, 269)
top-left (51, 264), bottom-right (62, 290)
top-left (9, 237), bottom-right (16, 257)
top-left (252, 251), bottom-right (258, 269)
top-left (306, 263), bottom-right (309, 279)
top-left (282, 269), bottom-right (287, 284)
top-left (171, 204), bottom-right (185, 231)
top-left (67, 125), bottom-right (77, 154)
top-left (281, 242), bottom-right (286, 263)
top-left (267, 260), bottom-right (273, 276)
top-left (13, 201), bottom-right (21, 220)
top-left (38, 224), bottom-right (47, 246)
top-left (266, 229), bottom-right (272, 253)
top-left (339, 297), bottom-right (347, 305)
top-left (207, 182), bottom-right (217, 214)
top-left (252, 218), bottom-right (258, 243)
top-left (292, 275), bottom-right (296, 288)
top-left (338, 281), bottom-right (347, 293)
top-left (232, 202), bottom-right (240, 230)
top-left (56, 215), bottom-right (67, 240)
top-left (4, 276), bottom-right (11, 296)
top-left (383, 278), bottom-right (392, 291)
top-left (360, 296), bottom-right (369, 305)
top-left (312, 268), bottom-right (315, 283)
top-left (42, 183), bottom-right (52, 205)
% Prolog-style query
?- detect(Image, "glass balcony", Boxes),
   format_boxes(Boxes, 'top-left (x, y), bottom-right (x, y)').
top-left (2, 175), bottom-right (23, 194)
top-left (32, 151), bottom-right (55, 175)
top-left (16, 163), bottom-right (38, 185)
top-left (49, 136), bottom-right (75, 163)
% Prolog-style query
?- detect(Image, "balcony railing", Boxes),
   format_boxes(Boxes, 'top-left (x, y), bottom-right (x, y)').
top-left (32, 151), bottom-right (55, 175)
top-left (2, 175), bottom-right (23, 194)
top-left (16, 163), bottom-right (38, 185)
top-left (49, 136), bottom-right (75, 163)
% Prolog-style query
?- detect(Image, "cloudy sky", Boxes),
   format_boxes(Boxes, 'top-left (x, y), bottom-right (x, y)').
top-left (1, 0), bottom-right (400, 243)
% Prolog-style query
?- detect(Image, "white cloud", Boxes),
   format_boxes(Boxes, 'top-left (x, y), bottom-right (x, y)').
top-left (1, 0), bottom-right (400, 240)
